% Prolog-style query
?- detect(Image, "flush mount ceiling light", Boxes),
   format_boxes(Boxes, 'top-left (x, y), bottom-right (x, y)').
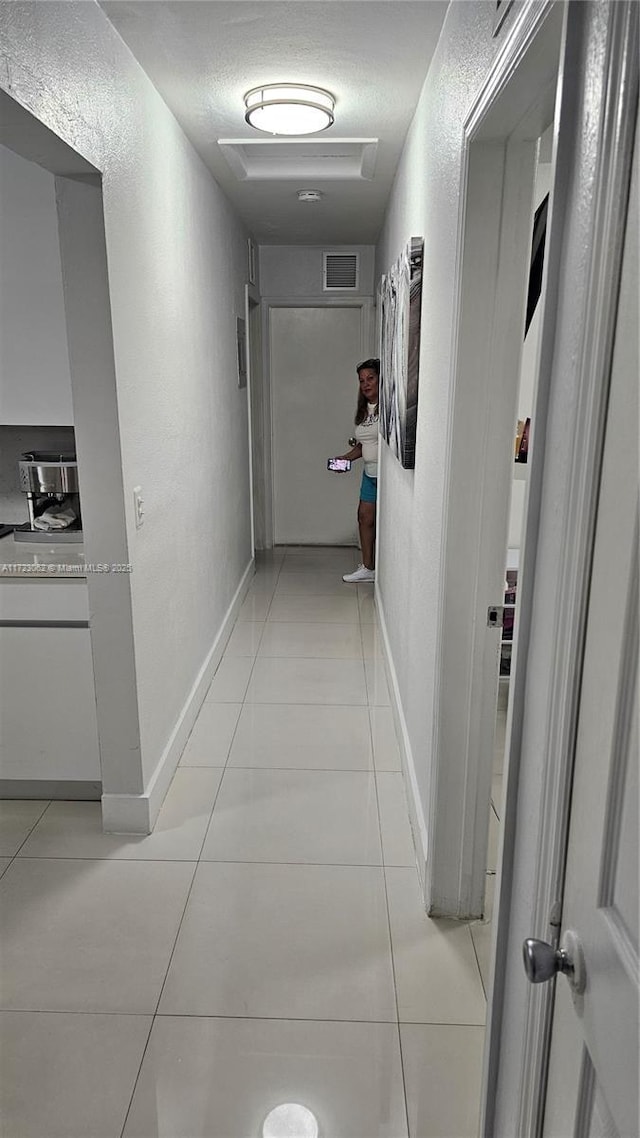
top-left (244, 84), bottom-right (335, 136)
top-left (297, 189), bottom-right (323, 203)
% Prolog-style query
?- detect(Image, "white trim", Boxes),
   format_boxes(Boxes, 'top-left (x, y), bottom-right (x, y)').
top-left (102, 557), bottom-right (255, 833)
top-left (245, 282), bottom-right (259, 556)
top-left (247, 237), bottom-right (257, 285)
top-left (430, 0), bottom-right (562, 921)
top-left (513, 4), bottom-right (639, 1132)
top-left (484, 2), bottom-right (639, 1133)
top-left (375, 586), bottom-right (429, 886)
top-left (263, 295), bottom-right (372, 308)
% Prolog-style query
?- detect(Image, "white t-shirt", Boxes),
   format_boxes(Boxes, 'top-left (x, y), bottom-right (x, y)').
top-left (355, 403), bottom-right (379, 478)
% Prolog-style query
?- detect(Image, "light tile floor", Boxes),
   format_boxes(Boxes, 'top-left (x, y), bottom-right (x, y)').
top-left (0, 547), bottom-right (487, 1138)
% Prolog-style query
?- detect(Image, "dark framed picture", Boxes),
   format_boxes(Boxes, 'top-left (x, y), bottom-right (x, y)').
top-left (379, 236), bottom-right (424, 470)
top-left (247, 238), bottom-right (257, 285)
top-left (493, 0), bottom-right (515, 36)
top-left (236, 317), bottom-right (247, 389)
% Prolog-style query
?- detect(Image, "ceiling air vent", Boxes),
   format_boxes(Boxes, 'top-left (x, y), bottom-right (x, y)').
top-left (323, 252), bottom-right (359, 291)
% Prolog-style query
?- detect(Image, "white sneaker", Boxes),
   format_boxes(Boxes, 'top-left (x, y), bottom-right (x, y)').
top-left (342, 564), bottom-right (375, 583)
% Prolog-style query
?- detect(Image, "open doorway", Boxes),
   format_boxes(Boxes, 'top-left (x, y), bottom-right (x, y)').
top-left (427, 3), bottom-right (565, 922)
top-left (0, 92), bottom-right (140, 823)
top-left (473, 120), bottom-right (555, 984)
top-left (246, 285), bottom-right (265, 552)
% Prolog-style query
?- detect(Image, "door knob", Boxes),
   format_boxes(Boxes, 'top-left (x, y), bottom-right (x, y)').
top-left (522, 930), bottom-right (586, 994)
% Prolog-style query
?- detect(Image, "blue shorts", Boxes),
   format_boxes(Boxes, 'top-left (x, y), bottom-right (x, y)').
top-left (360, 471), bottom-right (378, 503)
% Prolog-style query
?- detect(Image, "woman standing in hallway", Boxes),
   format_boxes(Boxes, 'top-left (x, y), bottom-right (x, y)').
top-left (336, 358), bottom-right (380, 583)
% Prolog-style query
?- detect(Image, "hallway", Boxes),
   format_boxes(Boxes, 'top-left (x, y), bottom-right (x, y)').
top-left (1, 547), bottom-right (486, 1137)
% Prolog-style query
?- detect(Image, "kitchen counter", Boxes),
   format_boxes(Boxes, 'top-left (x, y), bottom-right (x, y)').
top-left (0, 531), bottom-right (86, 577)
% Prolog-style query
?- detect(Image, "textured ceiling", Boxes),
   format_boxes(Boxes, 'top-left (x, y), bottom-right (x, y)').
top-left (99, 1), bottom-right (448, 244)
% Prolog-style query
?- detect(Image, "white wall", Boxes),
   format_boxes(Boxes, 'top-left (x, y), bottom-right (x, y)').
top-left (260, 244), bottom-right (375, 298)
top-left (0, 144), bottom-right (73, 424)
top-left (0, 2), bottom-right (252, 799)
top-left (374, 1), bottom-right (513, 851)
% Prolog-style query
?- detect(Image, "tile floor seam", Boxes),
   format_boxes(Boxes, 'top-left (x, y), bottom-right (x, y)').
top-left (370, 667), bottom-right (412, 1135)
top-left (149, 860), bottom-right (200, 1019)
top-left (361, 618), bottom-right (409, 1074)
top-left (145, 1012), bottom-right (401, 1025)
top-left (0, 1007), bottom-right (158, 1017)
top-left (150, 1012), bottom-right (402, 1024)
top-left (240, 700), bottom-right (370, 708)
top-left (200, 587), bottom-right (272, 853)
top-left (192, 769), bottom-right (229, 864)
top-left (195, 582), bottom-right (277, 867)
top-left (469, 923), bottom-right (489, 1002)
top-left (214, 764), bottom-right (375, 773)
top-left (6, 800), bottom-right (53, 860)
top-left (118, 1015), bottom-right (155, 1138)
top-left (14, 855), bottom-right (203, 863)
top-left (0, 852), bottom-right (17, 877)
top-left (197, 858), bottom-right (389, 868)
top-left (257, 652), bottom-right (364, 660)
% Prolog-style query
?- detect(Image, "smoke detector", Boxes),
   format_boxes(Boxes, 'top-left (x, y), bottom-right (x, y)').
top-left (297, 189), bottom-right (324, 203)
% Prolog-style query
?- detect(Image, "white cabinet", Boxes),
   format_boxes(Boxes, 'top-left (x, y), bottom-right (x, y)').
top-left (0, 581), bottom-right (100, 783)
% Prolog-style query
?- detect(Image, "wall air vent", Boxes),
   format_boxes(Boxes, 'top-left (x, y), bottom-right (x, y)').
top-left (323, 252), bottom-right (360, 291)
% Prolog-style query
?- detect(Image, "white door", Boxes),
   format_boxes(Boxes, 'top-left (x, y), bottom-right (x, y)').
top-left (270, 306), bottom-right (364, 545)
top-left (540, 126), bottom-right (638, 1138)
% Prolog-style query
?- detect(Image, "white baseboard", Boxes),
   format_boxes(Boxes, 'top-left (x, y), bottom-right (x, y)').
top-left (374, 586), bottom-right (429, 894)
top-left (102, 557), bottom-right (255, 834)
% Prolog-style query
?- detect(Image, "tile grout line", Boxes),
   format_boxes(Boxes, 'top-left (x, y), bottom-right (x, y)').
top-left (118, 1016), bottom-right (155, 1138)
top-left (469, 921), bottom-right (489, 1003)
top-left (12, 854), bottom-right (419, 869)
top-left (4, 799), bottom-right (53, 864)
top-left (143, 582), bottom-right (271, 1024)
top-left (0, 1004), bottom-right (487, 1028)
top-left (194, 561), bottom-right (281, 857)
top-left (361, 601), bottom-right (412, 1138)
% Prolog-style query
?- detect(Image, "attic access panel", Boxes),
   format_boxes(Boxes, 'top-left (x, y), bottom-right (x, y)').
top-left (218, 138), bottom-right (378, 181)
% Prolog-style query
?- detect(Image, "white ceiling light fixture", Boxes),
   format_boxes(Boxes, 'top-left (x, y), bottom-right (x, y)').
top-left (297, 189), bottom-right (324, 203)
top-left (244, 84), bottom-right (335, 136)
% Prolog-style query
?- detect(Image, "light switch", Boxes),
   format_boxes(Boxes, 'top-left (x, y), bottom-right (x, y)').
top-left (133, 486), bottom-right (144, 529)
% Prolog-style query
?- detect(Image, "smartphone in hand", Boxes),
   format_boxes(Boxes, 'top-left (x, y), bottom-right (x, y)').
top-left (327, 457), bottom-right (351, 472)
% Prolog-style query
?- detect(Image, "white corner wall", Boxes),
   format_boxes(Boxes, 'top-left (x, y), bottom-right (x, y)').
top-left (0, 2), bottom-right (253, 818)
top-left (374, 2), bottom-right (514, 874)
top-left (0, 143), bottom-right (73, 424)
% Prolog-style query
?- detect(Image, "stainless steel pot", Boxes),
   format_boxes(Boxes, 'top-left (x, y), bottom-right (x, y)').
top-left (18, 452), bottom-right (79, 496)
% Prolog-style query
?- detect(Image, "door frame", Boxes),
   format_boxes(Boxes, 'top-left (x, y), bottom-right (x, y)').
top-left (0, 92), bottom-right (143, 817)
top-left (429, 0), bottom-right (564, 921)
top-left (260, 296), bottom-right (374, 548)
top-left (482, 2), bottom-right (638, 1134)
top-left (244, 282), bottom-right (260, 555)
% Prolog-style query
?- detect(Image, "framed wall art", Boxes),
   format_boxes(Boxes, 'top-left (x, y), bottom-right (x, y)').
top-left (236, 316), bottom-right (247, 388)
top-left (379, 236), bottom-right (424, 470)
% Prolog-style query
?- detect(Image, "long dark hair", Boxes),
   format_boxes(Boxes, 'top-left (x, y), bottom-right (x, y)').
top-left (354, 358), bottom-right (380, 425)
